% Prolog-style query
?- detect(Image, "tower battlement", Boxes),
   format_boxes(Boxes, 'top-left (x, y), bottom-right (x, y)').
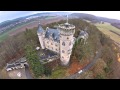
top-left (58, 23), bottom-right (75, 36)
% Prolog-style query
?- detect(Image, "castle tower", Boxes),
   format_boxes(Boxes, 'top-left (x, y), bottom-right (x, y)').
top-left (58, 15), bottom-right (75, 66)
top-left (37, 22), bottom-right (45, 49)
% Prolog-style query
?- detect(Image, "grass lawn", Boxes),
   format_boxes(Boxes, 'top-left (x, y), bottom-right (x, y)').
top-left (50, 66), bottom-right (67, 79)
top-left (94, 22), bottom-right (120, 43)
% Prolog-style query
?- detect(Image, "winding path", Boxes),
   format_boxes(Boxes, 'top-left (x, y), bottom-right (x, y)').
top-left (25, 65), bottom-right (33, 79)
top-left (65, 48), bottom-right (102, 79)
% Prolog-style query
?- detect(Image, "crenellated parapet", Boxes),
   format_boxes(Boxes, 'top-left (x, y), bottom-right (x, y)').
top-left (58, 23), bottom-right (75, 36)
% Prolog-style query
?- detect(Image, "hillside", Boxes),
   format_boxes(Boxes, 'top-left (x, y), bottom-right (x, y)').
top-left (111, 23), bottom-right (120, 29)
top-left (0, 16), bottom-right (65, 43)
top-left (0, 12), bottom-right (70, 29)
top-left (69, 13), bottom-right (120, 23)
top-left (94, 22), bottom-right (120, 43)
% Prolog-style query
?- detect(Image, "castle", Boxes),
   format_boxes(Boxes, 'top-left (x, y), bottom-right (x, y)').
top-left (37, 16), bottom-right (76, 66)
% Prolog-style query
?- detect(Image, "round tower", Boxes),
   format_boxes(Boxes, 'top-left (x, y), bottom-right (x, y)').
top-left (37, 23), bottom-right (45, 49)
top-left (58, 15), bottom-right (75, 66)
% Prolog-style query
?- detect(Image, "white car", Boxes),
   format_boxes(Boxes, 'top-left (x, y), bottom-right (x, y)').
top-left (6, 68), bottom-right (12, 71)
top-left (78, 70), bottom-right (83, 74)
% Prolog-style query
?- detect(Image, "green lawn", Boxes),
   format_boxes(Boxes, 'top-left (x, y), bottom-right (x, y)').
top-left (50, 66), bottom-right (67, 79)
top-left (95, 23), bottom-right (120, 34)
top-left (94, 22), bottom-right (120, 43)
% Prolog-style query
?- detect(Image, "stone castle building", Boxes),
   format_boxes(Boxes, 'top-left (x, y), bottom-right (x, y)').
top-left (37, 16), bottom-right (76, 66)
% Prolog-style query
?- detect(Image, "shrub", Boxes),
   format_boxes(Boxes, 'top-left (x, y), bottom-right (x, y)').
top-left (104, 67), bottom-right (111, 73)
top-left (44, 67), bottom-right (52, 76)
top-left (95, 74), bottom-right (106, 79)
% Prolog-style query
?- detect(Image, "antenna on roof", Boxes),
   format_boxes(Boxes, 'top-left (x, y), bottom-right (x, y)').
top-left (66, 15), bottom-right (68, 23)
top-left (38, 16), bottom-right (41, 25)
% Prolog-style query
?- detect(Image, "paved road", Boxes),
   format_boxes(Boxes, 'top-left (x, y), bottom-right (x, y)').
top-left (25, 65), bottom-right (33, 79)
top-left (65, 48), bottom-right (102, 79)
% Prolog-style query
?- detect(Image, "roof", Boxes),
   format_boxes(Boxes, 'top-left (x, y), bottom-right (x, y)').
top-left (37, 24), bottom-right (44, 33)
top-left (45, 28), bottom-right (60, 42)
top-left (79, 31), bottom-right (88, 36)
top-left (6, 64), bottom-right (15, 68)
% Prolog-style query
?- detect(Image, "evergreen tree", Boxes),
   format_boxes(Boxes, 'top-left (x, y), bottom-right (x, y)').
top-left (25, 44), bottom-right (44, 78)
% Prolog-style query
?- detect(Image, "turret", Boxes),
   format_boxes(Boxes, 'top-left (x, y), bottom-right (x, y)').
top-left (37, 23), bottom-right (45, 49)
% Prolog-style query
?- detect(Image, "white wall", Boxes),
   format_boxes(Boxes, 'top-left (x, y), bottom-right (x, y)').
top-left (38, 34), bottom-right (45, 49)
top-left (60, 35), bottom-right (74, 65)
top-left (44, 38), bottom-right (60, 53)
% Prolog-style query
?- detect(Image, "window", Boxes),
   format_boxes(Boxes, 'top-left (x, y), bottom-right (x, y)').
top-left (62, 50), bottom-right (65, 53)
top-left (52, 47), bottom-right (53, 50)
top-left (69, 42), bottom-right (71, 46)
top-left (62, 42), bottom-right (65, 46)
top-left (56, 49), bottom-right (57, 51)
top-left (62, 56), bottom-right (64, 58)
top-left (51, 43), bottom-right (53, 45)
top-left (55, 44), bottom-right (57, 47)
top-left (47, 41), bottom-right (49, 44)
top-left (67, 37), bottom-right (69, 39)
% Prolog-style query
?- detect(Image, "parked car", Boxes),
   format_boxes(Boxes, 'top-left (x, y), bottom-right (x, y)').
top-left (6, 68), bottom-right (12, 71)
top-left (78, 70), bottom-right (83, 74)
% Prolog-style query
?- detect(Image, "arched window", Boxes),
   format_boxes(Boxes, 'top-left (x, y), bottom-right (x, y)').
top-left (62, 50), bottom-right (65, 53)
top-left (62, 42), bottom-right (65, 46)
top-left (69, 41), bottom-right (71, 46)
